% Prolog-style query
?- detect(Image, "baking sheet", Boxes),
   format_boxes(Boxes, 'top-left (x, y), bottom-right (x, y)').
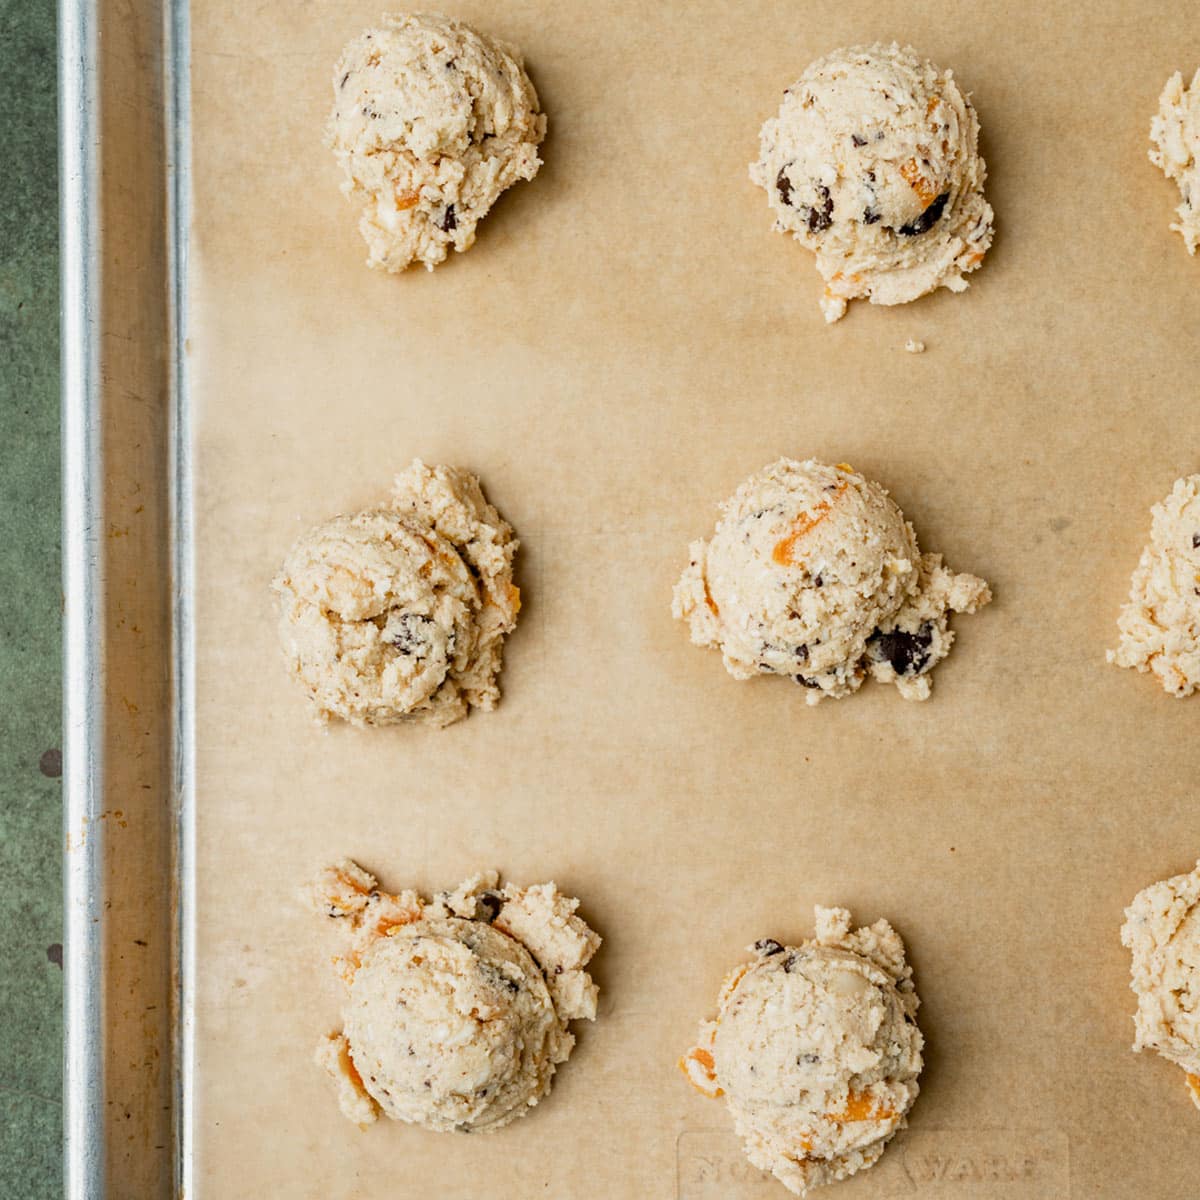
top-left (184, 2), bottom-right (1199, 1196)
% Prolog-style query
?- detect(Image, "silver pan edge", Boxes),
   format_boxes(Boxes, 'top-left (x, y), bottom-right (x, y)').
top-left (60, 1), bottom-right (192, 1195)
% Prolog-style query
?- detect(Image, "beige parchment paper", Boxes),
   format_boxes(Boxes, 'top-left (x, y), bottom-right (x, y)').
top-left (187, 2), bottom-right (1199, 1195)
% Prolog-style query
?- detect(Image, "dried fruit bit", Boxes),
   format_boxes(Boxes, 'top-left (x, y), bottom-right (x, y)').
top-left (899, 158), bottom-right (939, 208)
top-left (771, 482), bottom-right (848, 566)
top-left (827, 1090), bottom-right (896, 1124)
top-left (680, 1046), bottom-right (723, 1098)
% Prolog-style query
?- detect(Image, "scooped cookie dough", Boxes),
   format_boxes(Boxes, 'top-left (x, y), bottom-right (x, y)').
top-left (328, 13), bottom-right (546, 271)
top-left (1107, 475), bottom-right (1200, 697)
top-left (673, 459), bottom-right (991, 704)
top-left (751, 43), bottom-right (994, 322)
top-left (681, 907), bottom-right (923, 1196)
top-left (312, 859), bottom-right (601, 1131)
top-left (1121, 860), bottom-right (1200, 1111)
top-left (273, 460), bottom-right (520, 728)
top-left (1150, 68), bottom-right (1200, 254)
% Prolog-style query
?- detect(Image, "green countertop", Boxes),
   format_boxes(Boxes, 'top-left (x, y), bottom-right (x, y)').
top-left (0, 0), bottom-right (64, 1194)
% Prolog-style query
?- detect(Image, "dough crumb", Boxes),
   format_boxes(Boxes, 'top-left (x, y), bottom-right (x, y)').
top-left (673, 459), bottom-right (990, 704)
top-left (680, 907), bottom-right (923, 1196)
top-left (904, 338), bottom-right (926, 354)
top-left (1107, 474), bottom-right (1200, 696)
top-left (310, 859), bottom-right (600, 1132)
top-left (328, 13), bottom-right (545, 271)
top-left (1121, 860), bottom-right (1200, 1110)
top-left (1150, 68), bottom-right (1200, 254)
top-left (751, 43), bottom-right (993, 323)
top-left (273, 460), bottom-right (520, 728)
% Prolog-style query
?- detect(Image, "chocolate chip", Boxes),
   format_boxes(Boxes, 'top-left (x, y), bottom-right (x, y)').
top-left (795, 644), bottom-right (809, 662)
top-left (868, 623), bottom-right (934, 676)
top-left (805, 185), bottom-right (834, 233)
top-left (782, 953), bottom-right (799, 972)
top-left (438, 204), bottom-right (457, 233)
top-left (813, 575), bottom-right (823, 588)
top-left (797, 1052), bottom-right (820, 1064)
top-left (851, 134), bottom-right (866, 146)
top-left (386, 613), bottom-right (433, 654)
top-left (445, 58), bottom-right (457, 70)
top-left (794, 675), bottom-right (822, 689)
top-left (897, 191), bottom-right (950, 236)
top-left (862, 207), bottom-right (881, 225)
top-left (477, 892), bottom-right (502, 923)
top-left (776, 167), bottom-right (794, 207)
top-left (754, 938), bottom-right (785, 957)
top-left (1193, 533), bottom-right (1199, 549)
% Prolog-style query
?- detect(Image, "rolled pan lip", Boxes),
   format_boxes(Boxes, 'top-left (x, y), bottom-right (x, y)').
top-left (59, 0), bottom-right (108, 1195)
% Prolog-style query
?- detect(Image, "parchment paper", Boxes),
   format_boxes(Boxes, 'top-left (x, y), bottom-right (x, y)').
top-left (187, 2), bottom-right (1200, 1195)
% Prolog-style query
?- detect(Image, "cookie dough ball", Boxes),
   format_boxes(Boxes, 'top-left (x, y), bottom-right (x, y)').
top-left (328, 13), bottom-right (546, 271)
top-left (273, 461), bottom-right (520, 727)
top-left (672, 459), bottom-right (991, 704)
top-left (1121, 860), bottom-right (1200, 1110)
top-left (313, 860), bottom-right (601, 1131)
top-left (750, 43), bottom-right (994, 322)
top-left (681, 907), bottom-right (923, 1196)
top-left (1150, 69), bottom-right (1200, 254)
top-left (1107, 475), bottom-right (1200, 697)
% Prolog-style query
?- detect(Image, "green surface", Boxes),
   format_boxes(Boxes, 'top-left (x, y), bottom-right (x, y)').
top-left (0, 0), bottom-right (63, 1195)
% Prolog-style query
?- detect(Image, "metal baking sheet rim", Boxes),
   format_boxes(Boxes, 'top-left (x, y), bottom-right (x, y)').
top-left (60, 0), bottom-right (195, 1195)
